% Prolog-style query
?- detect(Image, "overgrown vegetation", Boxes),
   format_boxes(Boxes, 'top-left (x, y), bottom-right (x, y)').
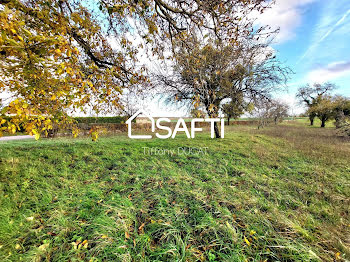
top-left (0, 120), bottom-right (349, 261)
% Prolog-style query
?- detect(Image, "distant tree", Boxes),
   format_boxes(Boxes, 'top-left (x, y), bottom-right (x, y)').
top-left (270, 100), bottom-right (289, 125)
top-left (336, 114), bottom-right (350, 136)
top-left (252, 98), bottom-right (273, 129)
top-left (309, 95), bottom-right (334, 127)
top-left (333, 96), bottom-right (350, 135)
top-left (296, 82), bottom-right (336, 126)
top-left (222, 93), bottom-right (246, 125)
top-left (252, 99), bottom-right (289, 128)
top-left (333, 96), bottom-right (350, 123)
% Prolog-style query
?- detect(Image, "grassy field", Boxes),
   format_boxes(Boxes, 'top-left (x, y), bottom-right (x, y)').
top-left (0, 120), bottom-right (349, 261)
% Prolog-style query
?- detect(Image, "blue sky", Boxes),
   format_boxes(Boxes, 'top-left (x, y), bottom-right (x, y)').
top-left (266, 0), bottom-right (350, 102)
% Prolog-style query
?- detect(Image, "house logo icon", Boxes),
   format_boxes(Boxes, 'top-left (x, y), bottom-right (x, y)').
top-left (125, 109), bottom-right (155, 139)
top-left (126, 109), bottom-right (225, 139)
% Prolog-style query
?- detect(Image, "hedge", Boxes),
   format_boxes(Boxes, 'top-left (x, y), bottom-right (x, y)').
top-left (73, 116), bottom-right (127, 124)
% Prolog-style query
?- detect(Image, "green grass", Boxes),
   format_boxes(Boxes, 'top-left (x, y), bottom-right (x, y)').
top-left (0, 121), bottom-right (349, 261)
top-left (289, 117), bottom-right (335, 128)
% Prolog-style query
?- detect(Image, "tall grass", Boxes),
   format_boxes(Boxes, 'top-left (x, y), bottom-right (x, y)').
top-left (0, 120), bottom-right (349, 261)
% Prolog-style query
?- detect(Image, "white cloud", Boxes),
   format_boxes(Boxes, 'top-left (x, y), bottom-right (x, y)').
top-left (298, 7), bottom-right (350, 62)
top-left (256, 0), bottom-right (317, 43)
top-left (307, 61), bottom-right (350, 83)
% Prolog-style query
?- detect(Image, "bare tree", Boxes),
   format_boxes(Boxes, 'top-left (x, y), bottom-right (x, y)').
top-left (251, 99), bottom-right (289, 128)
top-left (270, 100), bottom-right (289, 125)
top-left (156, 35), bottom-right (290, 137)
top-left (118, 90), bottom-right (143, 118)
top-left (252, 98), bottom-right (273, 129)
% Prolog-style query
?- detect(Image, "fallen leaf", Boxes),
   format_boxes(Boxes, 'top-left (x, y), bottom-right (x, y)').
top-left (138, 223), bottom-right (145, 231)
top-left (38, 243), bottom-right (49, 251)
top-left (335, 252), bottom-right (341, 260)
top-left (244, 237), bottom-right (250, 246)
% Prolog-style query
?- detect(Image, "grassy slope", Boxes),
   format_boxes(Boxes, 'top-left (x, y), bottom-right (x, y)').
top-left (0, 121), bottom-right (349, 262)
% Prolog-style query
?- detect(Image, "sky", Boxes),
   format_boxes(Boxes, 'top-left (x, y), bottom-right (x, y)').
top-left (263, 0), bottom-right (350, 113)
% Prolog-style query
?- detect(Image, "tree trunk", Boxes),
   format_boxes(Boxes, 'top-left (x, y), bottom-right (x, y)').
top-left (227, 117), bottom-right (230, 126)
top-left (321, 117), bottom-right (326, 128)
top-left (214, 122), bottom-right (221, 138)
top-left (206, 103), bottom-right (220, 138)
top-left (309, 116), bottom-right (314, 126)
